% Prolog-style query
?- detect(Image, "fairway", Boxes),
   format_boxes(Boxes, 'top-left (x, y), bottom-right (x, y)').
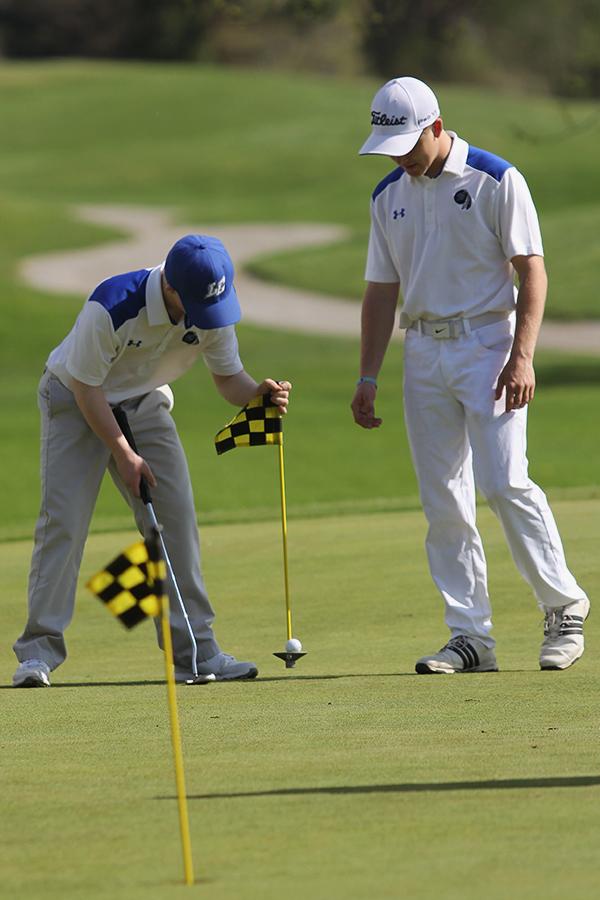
top-left (2, 501), bottom-right (599, 900)
top-left (1, 59), bottom-right (598, 900)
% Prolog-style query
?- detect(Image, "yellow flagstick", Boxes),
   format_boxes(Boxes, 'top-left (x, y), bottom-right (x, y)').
top-left (277, 437), bottom-right (293, 642)
top-left (149, 531), bottom-right (195, 887)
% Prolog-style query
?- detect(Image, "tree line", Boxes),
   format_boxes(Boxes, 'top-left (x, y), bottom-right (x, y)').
top-left (0, 0), bottom-right (598, 98)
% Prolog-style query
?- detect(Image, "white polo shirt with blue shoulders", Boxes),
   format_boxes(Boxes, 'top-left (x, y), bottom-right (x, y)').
top-left (46, 265), bottom-right (243, 405)
top-left (365, 132), bottom-right (544, 324)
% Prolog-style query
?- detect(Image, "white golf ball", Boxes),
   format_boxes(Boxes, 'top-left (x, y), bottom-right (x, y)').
top-left (286, 638), bottom-right (302, 652)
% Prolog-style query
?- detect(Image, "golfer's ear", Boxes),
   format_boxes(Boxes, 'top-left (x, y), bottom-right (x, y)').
top-left (432, 118), bottom-right (443, 138)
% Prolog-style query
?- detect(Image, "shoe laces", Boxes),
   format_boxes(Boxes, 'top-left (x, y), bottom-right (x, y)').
top-left (544, 605), bottom-right (585, 638)
top-left (442, 636), bottom-right (471, 653)
top-left (543, 608), bottom-right (560, 637)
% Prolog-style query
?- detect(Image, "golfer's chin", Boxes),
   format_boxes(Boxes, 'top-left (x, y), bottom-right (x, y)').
top-left (404, 163), bottom-right (427, 177)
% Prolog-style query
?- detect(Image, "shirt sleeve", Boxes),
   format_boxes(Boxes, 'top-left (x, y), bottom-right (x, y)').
top-left (496, 167), bottom-right (544, 260)
top-left (65, 301), bottom-right (121, 386)
top-left (200, 325), bottom-right (243, 375)
top-left (364, 198), bottom-right (401, 282)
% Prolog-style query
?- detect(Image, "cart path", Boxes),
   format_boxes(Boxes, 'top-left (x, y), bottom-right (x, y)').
top-left (19, 204), bottom-right (600, 353)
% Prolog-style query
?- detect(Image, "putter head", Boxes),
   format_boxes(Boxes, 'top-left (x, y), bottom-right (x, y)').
top-left (182, 673), bottom-right (217, 685)
top-left (273, 650), bottom-right (307, 669)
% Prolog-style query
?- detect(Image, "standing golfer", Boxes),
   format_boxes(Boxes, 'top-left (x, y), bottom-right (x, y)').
top-left (351, 77), bottom-right (589, 673)
top-left (13, 234), bottom-right (291, 687)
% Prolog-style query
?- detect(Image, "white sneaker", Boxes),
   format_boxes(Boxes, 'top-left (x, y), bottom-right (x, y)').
top-left (415, 636), bottom-right (498, 674)
top-left (539, 597), bottom-right (590, 670)
top-left (175, 652), bottom-right (258, 683)
top-left (13, 658), bottom-right (51, 688)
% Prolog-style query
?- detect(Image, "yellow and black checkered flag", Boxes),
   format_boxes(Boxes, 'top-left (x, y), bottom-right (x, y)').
top-left (215, 392), bottom-right (282, 455)
top-left (86, 535), bottom-right (166, 629)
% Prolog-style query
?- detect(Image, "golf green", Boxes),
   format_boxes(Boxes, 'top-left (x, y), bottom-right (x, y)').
top-left (1, 501), bottom-right (598, 899)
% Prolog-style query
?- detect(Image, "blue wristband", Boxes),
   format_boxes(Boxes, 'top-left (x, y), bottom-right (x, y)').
top-left (357, 376), bottom-right (378, 387)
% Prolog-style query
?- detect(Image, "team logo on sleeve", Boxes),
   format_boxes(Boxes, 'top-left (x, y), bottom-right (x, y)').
top-left (454, 190), bottom-right (472, 210)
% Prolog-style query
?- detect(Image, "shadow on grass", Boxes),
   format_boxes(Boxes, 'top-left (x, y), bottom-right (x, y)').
top-left (0, 672), bottom-right (414, 689)
top-left (160, 775), bottom-right (600, 801)
top-left (2, 669), bottom-right (546, 689)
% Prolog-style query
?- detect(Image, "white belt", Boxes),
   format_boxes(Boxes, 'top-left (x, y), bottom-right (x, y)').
top-left (407, 311), bottom-right (510, 339)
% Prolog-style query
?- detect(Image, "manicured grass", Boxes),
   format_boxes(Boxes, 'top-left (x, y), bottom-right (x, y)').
top-left (2, 500), bottom-right (599, 899)
top-left (1, 61), bottom-right (598, 900)
top-left (0, 61), bottom-right (598, 539)
top-left (0, 61), bottom-right (599, 316)
top-left (1, 321), bottom-right (599, 541)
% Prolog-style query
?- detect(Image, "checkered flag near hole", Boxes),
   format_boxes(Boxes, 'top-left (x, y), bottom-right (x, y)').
top-left (215, 393), bottom-right (282, 455)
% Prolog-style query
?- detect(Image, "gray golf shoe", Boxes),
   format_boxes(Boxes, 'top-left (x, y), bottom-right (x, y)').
top-left (415, 635), bottom-right (498, 674)
top-left (539, 597), bottom-right (590, 670)
top-left (13, 658), bottom-right (51, 687)
top-left (176, 651), bottom-right (258, 683)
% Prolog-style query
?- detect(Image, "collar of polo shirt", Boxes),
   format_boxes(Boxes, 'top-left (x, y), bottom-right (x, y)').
top-left (146, 265), bottom-right (172, 326)
top-left (439, 132), bottom-right (468, 177)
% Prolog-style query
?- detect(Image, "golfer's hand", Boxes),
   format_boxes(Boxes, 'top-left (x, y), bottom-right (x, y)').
top-left (351, 383), bottom-right (382, 429)
top-left (259, 379), bottom-right (292, 414)
top-left (115, 449), bottom-right (157, 499)
top-left (495, 356), bottom-right (536, 412)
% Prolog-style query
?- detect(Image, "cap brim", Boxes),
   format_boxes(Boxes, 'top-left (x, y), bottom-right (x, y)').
top-left (359, 129), bottom-right (422, 157)
top-left (183, 285), bottom-right (241, 329)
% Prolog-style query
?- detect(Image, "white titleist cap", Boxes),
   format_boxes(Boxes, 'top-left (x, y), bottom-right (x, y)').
top-left (359, 77), bottom-right (440, 156)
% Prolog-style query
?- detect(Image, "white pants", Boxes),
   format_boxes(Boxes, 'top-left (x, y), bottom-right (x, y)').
top-left (403, 317), bottom-right (587, 647)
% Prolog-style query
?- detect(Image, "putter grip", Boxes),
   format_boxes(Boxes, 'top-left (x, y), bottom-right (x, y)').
top-left (112, 406), bottom-right (152, 505)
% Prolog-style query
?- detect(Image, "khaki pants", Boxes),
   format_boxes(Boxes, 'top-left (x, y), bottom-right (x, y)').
top-left (13, 372), bottom-right (220, 672)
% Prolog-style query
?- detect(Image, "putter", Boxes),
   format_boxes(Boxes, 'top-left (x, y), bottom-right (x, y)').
top-left (112, 406), bottom-right (213, 684)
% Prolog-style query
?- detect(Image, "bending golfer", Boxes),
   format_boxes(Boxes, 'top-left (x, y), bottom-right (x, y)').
top-left (13, 234), bottom-right (291, 687)
top-left (351, 77), bottom-right (589, 674)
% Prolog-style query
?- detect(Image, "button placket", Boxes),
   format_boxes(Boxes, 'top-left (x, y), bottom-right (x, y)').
top-left (148, 327), bottom-right (180, 359)
top-left (424, 179), bottom-right (436, 230)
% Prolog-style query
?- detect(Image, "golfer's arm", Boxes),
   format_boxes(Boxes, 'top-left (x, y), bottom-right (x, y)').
top-left (71, 378), bottom-right (136, 463)
top-left (212, 369), bottom-right (260, 406)
top-left (510, 254), bottom-right (547, 361)
top-left (359, 281), bottom-right (400, 378)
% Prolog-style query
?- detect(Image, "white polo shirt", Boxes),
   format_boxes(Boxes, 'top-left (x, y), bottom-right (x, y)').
top-left (365, 132), bottom-right (544, 324)
top-left (47, 265), bottom-right (243, 405)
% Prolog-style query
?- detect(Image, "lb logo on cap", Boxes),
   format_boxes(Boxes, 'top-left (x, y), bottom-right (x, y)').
top-left (205, 275), bottom-right (226, 300)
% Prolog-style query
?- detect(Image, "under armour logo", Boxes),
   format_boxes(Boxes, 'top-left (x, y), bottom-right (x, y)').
top-left (454, 190), bottom-right (472, 210)
top-left (182, 331), bottom-right (199, 345)
top-left (393, 209), bottom-right (406, 219)
top-left (127, 339), bottom-right (142, 347)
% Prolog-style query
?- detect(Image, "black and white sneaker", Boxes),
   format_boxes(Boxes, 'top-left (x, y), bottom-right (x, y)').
top-left (539, 597), bottom-right (590, 670)
top-left (415, 636), bottom-right (498, 674)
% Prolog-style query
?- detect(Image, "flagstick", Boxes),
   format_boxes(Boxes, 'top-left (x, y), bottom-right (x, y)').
top-left (149, 529), bottom-right (195, 887)
top-left (277, 438), bottom-right (293, 641)
top-left (160, 602), bottom-right (195, 886)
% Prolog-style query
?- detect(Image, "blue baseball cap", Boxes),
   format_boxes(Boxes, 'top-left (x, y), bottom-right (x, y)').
top-left (164, 234), bottom-right (241, 329)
